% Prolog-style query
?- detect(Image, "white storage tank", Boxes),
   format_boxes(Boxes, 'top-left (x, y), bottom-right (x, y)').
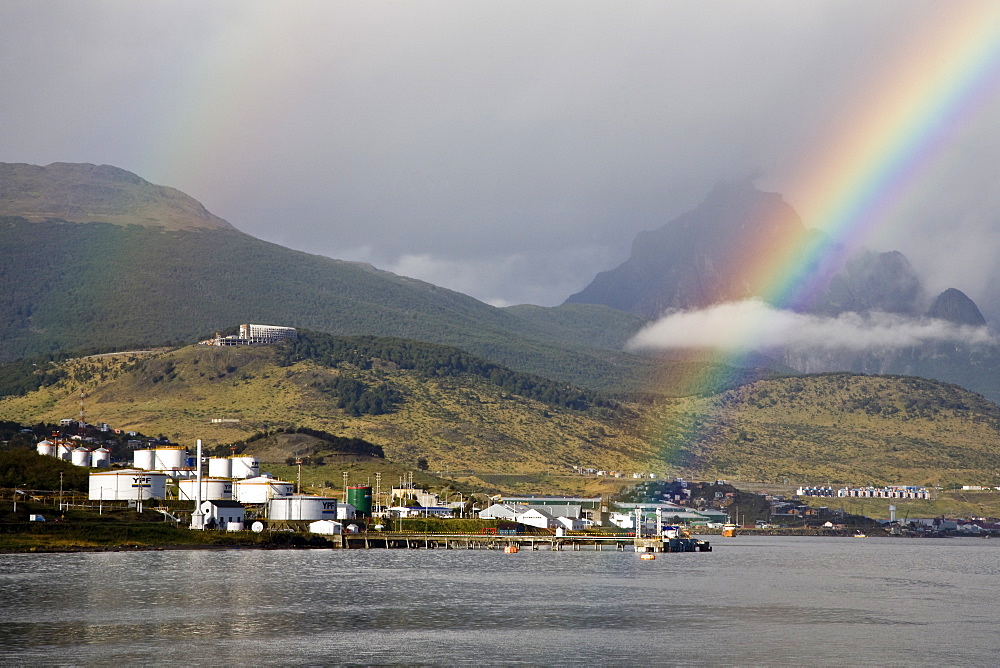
top-left (234, 475), bottom-right (293, 504)
top-left (177, 478), bottom-right (233, 501)
top-left (134, 449), bottom-right (156, 470)
top-left (154, 446), bottom-right (188, 471)
top-left (56, 442), bottom-right (73, 461)
top-left (71, 447), bottom-right (91, 467)
top-left (36, 440), bottom-right (55, 457)
top-left (208, 457), bottom-right (232, 478)
top-left (230, 456), bottom-right (260, 480)
top-left (90, 448), bottom-right (112, 468)
top-left (88, 469), bottom-right (168, 500)
top-left (268, 495), bottom-right (338, 521)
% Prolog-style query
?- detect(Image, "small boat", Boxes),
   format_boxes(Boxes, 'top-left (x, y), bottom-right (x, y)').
top-left (853, 531), bottom-right (867, 538)
top-left (721, 523), bottom-right (738, 537)
top-left (503, 545), bottom-right (519, 553)
top-left (639, 553), bottom-right (656, 560)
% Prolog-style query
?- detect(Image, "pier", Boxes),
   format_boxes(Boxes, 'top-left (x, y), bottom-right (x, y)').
top-left (333, 532), bottom-right (711, 552)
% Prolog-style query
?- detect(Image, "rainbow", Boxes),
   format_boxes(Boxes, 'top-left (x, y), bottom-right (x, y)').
top-left (766, 2), bottom-right (1000, 312)
top-left (646, 2), bottom-right (1000, 474)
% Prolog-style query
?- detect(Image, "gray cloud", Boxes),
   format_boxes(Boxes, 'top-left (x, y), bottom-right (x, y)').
top-left (2, 1), bottom-right (999, 312)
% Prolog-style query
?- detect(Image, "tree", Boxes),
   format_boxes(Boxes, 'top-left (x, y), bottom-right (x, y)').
top-left (416, 457), bottom-right (429, 471)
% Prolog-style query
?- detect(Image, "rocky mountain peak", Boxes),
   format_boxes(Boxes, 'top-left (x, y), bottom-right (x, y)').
top-left (926, 288), bottom-right (987, 326)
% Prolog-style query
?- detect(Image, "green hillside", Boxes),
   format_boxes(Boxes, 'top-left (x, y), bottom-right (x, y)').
top-left (2, 338), bottom-right (999, 488)
top-left (651, 373), bottom-right (1000, 486)
top-left (0, 216), bottom-right (670, 393)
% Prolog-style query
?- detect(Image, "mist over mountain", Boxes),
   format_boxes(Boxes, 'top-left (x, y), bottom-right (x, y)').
top-left (568, 181), bottom-right (1000, 402)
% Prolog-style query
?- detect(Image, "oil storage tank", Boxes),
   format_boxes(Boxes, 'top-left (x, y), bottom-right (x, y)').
top-left (208, 457), bottom-right (232, 478)
top-left (154, 446), bottom-right (188, 471)
top-left (230, 456), bottom-right (260, 479)
top-left (91, 448), bottom-right (112, 468)
top-left (36, 440), bottom-right (55, 457)
top-left (178, 478), bottom-right (233, 501)
top-left (234, 475), bottom-right (293, 504)
top-left (134, 449), bottom-right (156, 470)
top-left (89, 469), bottom-right (168, 500)
top-left (71, 447), bottom-right (91, 467)
top-left (347, 486), bottom-right (373, 516)
top-left (268, 495), bottom-right (338, 521)
top-left (56, 442), bottom-right (73, 461)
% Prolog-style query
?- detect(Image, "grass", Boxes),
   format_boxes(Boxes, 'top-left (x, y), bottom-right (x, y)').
top-left (4, 346), bottom-right (1000, 491)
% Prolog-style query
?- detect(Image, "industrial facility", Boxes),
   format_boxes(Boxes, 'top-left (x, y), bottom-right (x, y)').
top-left (37, 439), bottom-right (111, 468)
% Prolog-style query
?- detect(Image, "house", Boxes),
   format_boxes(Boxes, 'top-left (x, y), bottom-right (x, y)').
top-left (201, 500), bottom-right (245, 530)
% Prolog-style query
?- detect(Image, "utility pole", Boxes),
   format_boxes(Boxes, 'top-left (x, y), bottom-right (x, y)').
top-left (59, 472), bottom-right (64, 515)
top-left (375, 472), bottom-right (381, 514)
top-left (296, 459), bottom-right (303, 494)
top-left (342, 471), bottom-right (348, 503)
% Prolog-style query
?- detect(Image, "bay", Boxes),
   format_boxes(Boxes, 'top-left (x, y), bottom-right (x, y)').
top-left (1, 536), bottom-right (998, 666)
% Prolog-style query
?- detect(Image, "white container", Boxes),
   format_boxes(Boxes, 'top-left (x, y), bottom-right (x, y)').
top-left (89, 469), bottom-right (168, 500)
top-left (90, 448), bottom-right (111, 468)
top-left (36, 440), bottom-right (55, 457)
top-left (71, 447), bottom-right (91, 467)
top-left (208, 457), bottom-right (232, 478)
top-left (134, 449), bottom-right (156, 470)
top-left (154, 446), bottom-right (187, 471)
top-left (230, 456), bottom-right (260, 480)
top-left (56, 443), bottom-right (73, 461)
top-left (268, 496), bottom-right (338, 521)
top-left (177, 478), bottom-right (233, 501)
top-left (234, 476), bottom-right (293, 504)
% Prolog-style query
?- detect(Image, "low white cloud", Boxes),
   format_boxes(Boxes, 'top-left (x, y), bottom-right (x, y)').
top-left (626, 299), bottom-right (995, 353)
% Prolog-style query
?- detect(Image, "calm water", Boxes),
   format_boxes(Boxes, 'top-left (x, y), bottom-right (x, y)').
top-left (1, 536), bottom-right (998, 666)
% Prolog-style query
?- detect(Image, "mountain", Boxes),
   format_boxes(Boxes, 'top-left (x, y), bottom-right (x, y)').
top-left (0, 162), bottom-right (232, 231)
top-left (3, 339), bottom-right (999, 486)
top-left (926, 288), bottom-right (986, 326)
top-left (2, 162), bottom-right (704, 395)
top-left (566, 180), bottom-right (811, 315)
top-left (566, 181), bottom-right (1000, 402)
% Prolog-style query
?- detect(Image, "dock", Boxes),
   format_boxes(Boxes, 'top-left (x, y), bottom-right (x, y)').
top-left (333, 532), bottom-right (711, 552)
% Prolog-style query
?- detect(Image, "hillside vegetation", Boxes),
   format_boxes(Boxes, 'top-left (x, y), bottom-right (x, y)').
top-left (649, 373), bottom-right (1000, 486)
top-left (2, 336), bottom-right (1000, 487)
top-left (0, 216), bottom-right (670, 394)
top-left (0, 340), bottom-right (656, 474)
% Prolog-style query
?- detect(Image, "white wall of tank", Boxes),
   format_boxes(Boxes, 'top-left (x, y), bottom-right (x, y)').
top-left (153, 446), bottom-right (188, 471)
top-left (177, 478), bottom-right (233, 501)
top-left (208, 457), bottom-right (232, 478)
top-left (89, 469), bottom-right (168, 500)
top-left (230, 456), bottom-right (260, 479)
top-left (71, 447), bottom-right (91, 467)
top-left (234, 475), bottom-right (293, 504)
top-left (134, 449), bottom-right (155, 470)
top-left (268, 496), bottom-right (338, 521)
top-left (90, 448), bottom-right (111, 468)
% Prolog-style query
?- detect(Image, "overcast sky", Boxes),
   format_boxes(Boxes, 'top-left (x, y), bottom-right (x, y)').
top-left (3, 1), bottom-right (1000, 318)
